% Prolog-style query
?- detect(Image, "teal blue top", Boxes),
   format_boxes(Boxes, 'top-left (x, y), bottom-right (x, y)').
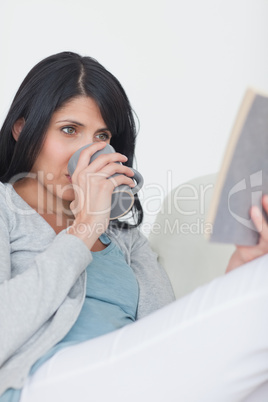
top-left (1, 234), bottom-right (139, 402)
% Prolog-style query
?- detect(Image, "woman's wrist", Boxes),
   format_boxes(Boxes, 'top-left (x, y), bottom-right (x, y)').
top-left (67, 221), bottom-right (99, 250)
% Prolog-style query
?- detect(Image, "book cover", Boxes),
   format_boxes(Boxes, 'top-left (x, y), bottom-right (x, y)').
top-left (206, 88), bottom-right (268, 245)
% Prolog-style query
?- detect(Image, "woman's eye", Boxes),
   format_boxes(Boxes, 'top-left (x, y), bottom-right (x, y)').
top-left (96, 132), bottom-right (110, 141)
top-left (62, 127), bottom-right (76, 135)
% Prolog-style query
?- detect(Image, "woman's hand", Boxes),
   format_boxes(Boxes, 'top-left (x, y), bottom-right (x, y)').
top-left (226, 195), bottom-right (268, 273)
top-left (67, 142), bottom-right (135, 249)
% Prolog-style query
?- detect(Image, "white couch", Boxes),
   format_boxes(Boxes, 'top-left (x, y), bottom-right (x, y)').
top-left (148, 173), bottom-right (235, 299)
top-left (148, 174), bottom-right (268, 400)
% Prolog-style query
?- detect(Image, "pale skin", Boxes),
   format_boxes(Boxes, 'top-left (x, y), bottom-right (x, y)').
top-left (12, 96), bottom-right (135, 252)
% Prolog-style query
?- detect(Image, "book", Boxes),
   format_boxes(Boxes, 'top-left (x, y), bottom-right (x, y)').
top-left (206, 88), bottom-right (268, 245)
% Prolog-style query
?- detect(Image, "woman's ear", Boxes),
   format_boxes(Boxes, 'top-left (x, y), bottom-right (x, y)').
top-left (12, 117), bottom-right (25, 141)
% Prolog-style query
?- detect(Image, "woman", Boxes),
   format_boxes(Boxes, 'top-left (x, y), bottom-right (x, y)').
top-left (0, 52), bottom-right (267, 402)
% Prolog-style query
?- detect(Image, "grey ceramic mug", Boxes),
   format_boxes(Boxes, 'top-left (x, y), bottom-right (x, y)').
top-left (67, 143), bottom-right (144, 220)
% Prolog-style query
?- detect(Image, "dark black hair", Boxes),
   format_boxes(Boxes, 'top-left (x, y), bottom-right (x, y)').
top-left (0, 51), bottom-right (143, 228)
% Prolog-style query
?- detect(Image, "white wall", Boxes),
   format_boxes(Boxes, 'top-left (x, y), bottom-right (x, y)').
top-left (1, 0), bottom-right (268, 230)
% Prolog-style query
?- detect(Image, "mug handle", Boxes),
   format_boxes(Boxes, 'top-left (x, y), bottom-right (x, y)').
top-left (130, 168), bottom-right (144, 194)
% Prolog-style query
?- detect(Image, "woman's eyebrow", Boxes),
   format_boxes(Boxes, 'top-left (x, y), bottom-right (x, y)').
top-left (95, 128), bottom-right (111, 133)
top-left (55, 120), bottom-right (85, 126)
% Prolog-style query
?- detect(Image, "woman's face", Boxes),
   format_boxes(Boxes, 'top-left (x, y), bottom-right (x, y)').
top-left (30, 96), bottom-right (112, 204)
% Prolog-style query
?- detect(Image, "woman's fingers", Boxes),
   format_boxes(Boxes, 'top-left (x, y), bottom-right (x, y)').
top-left (250, 205), bottom-right (264, 233)
top-left (107, 173), bottom-right (136, 189)
top-left (226, 194), bottom-right (268, 272)
top-left (98, 163), bottom-right (135, 180)
top-left (72, 144), bottom-right (135, 189)
top-left (87, 152), bottom-right (129, 173)
top-left (73, 142), bottom-right (107, 173)
top-left (72, 141), bottom-right (126, 175)
top-left (74, 160), bottom-right (135, 188)
top-left (250, 195), bottom-right (268, 238)
top-left (262, 194), bottom-right (268, 214)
